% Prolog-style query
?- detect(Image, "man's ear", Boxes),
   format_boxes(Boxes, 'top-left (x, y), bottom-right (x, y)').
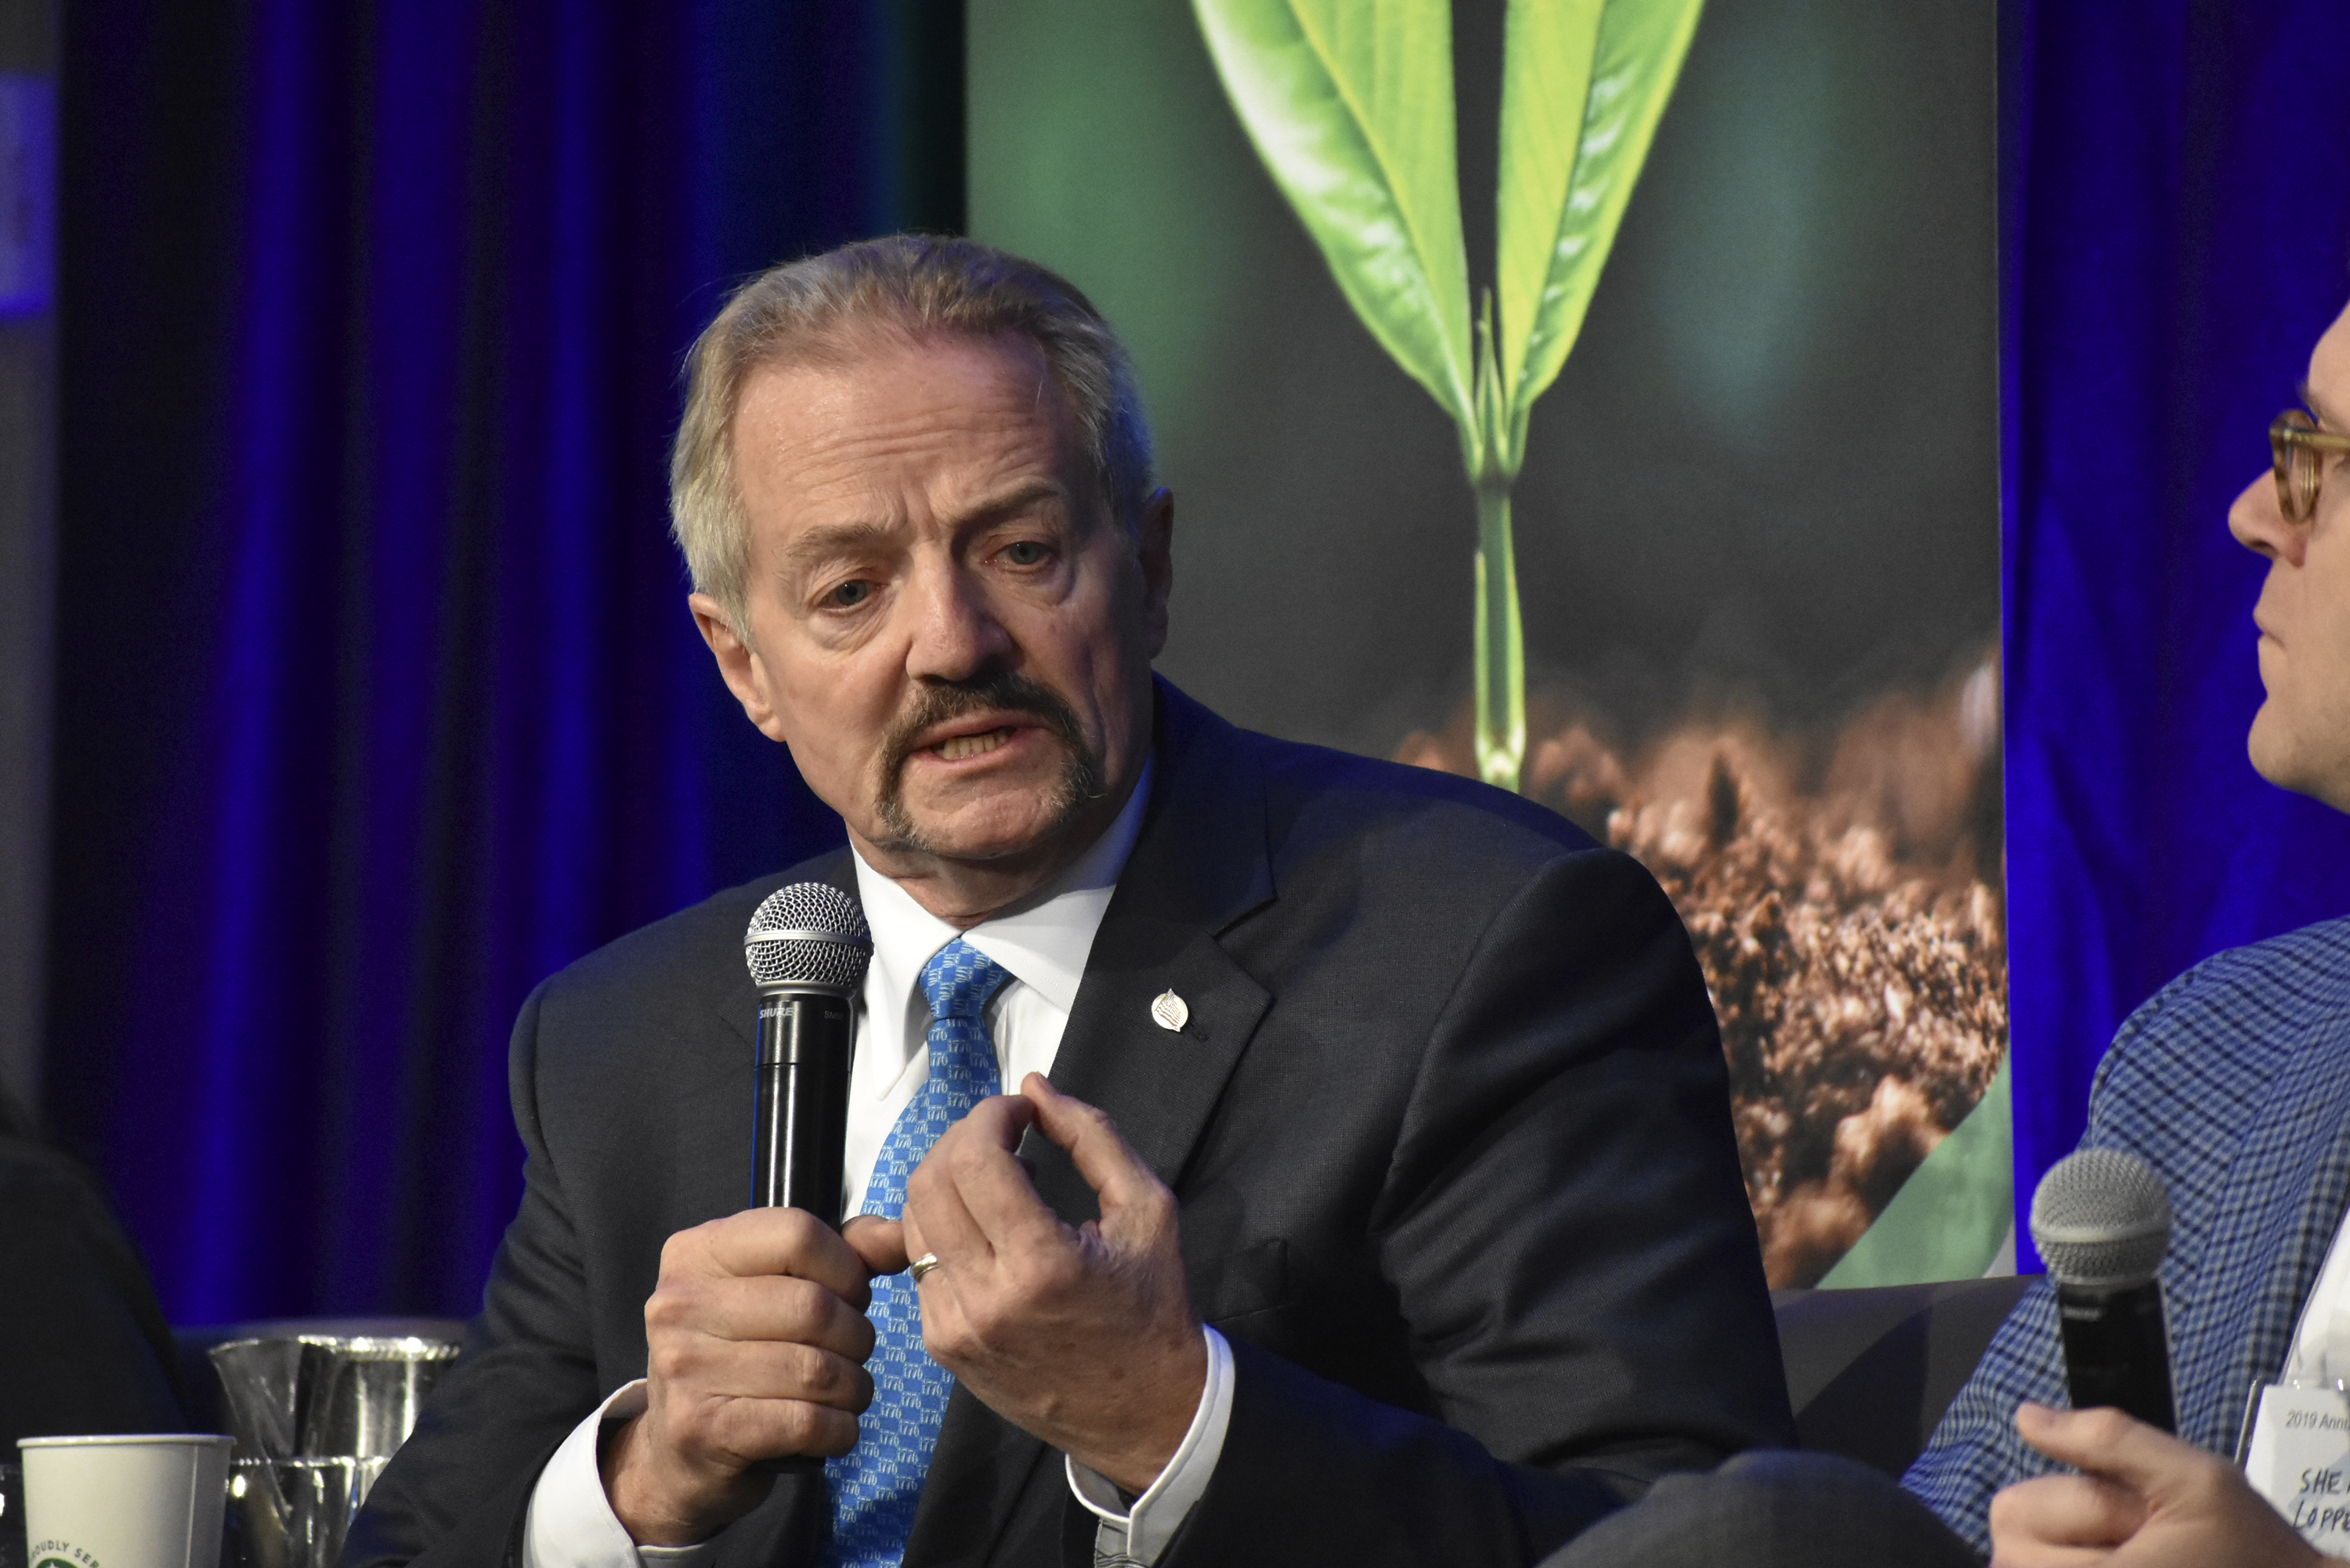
top-left (1134, 487), bottom-right (1174, 660)
top-left (689, 592), bottom-right (791, 742)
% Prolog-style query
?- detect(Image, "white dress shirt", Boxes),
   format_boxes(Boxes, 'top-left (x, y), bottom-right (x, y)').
top-left (2286, 1194), bottom-right (2350, 1386)
top-left (521, 764), bottom-right (1235, 1566)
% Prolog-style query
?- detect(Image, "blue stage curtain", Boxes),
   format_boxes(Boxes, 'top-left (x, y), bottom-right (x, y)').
top-left (2003, 1), bottom-right (2350, 1268)
top-left (49, 1), bottom-right (960, 1322)
top-left (48, 0), bottom-right (2350, 1324)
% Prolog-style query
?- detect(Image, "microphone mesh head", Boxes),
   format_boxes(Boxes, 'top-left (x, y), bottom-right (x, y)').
top-left (744, 882), bottom-right (873, 993)
top-left (2030, 1147), bottom-right (2172, 1290)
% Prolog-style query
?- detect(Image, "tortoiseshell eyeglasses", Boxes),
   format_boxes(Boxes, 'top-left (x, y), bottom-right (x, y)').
top-left (2271, 408), bottom-right (2350, 522)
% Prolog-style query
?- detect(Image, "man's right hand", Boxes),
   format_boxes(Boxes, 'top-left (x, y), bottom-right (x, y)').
top-left (599, 1209), bottom-right (905, 1546)
top-left (1990, 1402), bottom-right (2321, 1567)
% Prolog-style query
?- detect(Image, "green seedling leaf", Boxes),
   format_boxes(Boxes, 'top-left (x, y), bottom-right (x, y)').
top-left (1495, 0), bottom-right (1702, 471)
top-left (1195, 0), bottom-right (1478, 456)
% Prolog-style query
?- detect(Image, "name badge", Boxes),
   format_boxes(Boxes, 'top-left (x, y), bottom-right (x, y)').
top-left (2243, 1382), bottom-right (2350, 1555)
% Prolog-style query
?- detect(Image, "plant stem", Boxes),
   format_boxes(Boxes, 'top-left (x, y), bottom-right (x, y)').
top-left (1472, 476), bottom-right (1524, 792)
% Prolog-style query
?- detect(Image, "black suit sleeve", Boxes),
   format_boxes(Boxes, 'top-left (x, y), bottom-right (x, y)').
top-left (1166, 848), bottom-right (1791, 1566)
top-left (343, 983), bottom-right (604, 1568)
top-left (0, 1140), bottom-right (186, 1446)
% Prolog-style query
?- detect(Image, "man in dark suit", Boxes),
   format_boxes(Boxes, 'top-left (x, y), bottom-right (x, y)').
top-left (346, 235), bottom-right (1791, 1568)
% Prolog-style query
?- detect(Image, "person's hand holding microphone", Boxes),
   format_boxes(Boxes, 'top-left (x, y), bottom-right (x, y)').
top-left (602, 891), bottom-right (1202, 1544)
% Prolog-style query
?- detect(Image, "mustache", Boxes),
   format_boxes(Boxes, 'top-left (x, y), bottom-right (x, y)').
top-left (877, 670), bottom-right (1090, 776)
top-left (870, 670), bottom-right (1104, 856)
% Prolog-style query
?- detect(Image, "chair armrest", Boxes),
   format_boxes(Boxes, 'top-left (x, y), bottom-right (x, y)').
top-left (1772, 1276), bottom-right (2036, 1477)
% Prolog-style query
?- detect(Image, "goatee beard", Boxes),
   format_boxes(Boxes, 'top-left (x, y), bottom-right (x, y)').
top-left (868, 670), bottom-right (1106, 857)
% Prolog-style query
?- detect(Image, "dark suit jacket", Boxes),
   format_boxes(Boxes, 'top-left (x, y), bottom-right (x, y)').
top-left (347, 681), bottom-right (1792, 1568)
top-left (0, 1136), bottom-right (188, 1446)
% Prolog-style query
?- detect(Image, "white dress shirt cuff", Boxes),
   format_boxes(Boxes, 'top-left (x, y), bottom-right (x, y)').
top-left (522, 1380), bottom-right (711, 1568)
top-left (1065, 1326), bottom-right (1234, 1565)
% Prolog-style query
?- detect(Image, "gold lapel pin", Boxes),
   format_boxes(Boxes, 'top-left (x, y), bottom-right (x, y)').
top-left (1149, 990), bottom-right (1189, 1032)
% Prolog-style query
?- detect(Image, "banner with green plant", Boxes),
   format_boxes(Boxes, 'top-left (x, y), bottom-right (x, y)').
top-left (1192, 0), bottom-right (1704, 790)
top-left (972, 0), bottom-right (2011, 1290)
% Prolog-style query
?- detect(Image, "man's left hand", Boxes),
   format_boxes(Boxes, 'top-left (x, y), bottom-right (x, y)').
top-left (883, 1071), bottom-right (1207, 1494)
top-left (1989, 1402), bottom-right (2321, 1566)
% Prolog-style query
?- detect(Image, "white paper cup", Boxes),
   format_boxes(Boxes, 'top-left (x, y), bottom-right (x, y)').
top-left (19, 1436), bottom-right (234, 1568)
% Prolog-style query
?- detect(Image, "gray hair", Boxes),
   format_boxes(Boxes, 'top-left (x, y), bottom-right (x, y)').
top-left (670, 234), bottom-right (1156, 638)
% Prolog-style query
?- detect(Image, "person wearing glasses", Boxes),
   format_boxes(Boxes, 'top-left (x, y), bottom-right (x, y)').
top-left (1904, 296), bottom-right (2350, 1564)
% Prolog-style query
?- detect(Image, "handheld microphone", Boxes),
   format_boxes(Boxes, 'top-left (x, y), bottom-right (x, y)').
top-left (743, 883), bottom-right (873, 1227)
top-left (2030, 1147), bottom-right (2176, 1433)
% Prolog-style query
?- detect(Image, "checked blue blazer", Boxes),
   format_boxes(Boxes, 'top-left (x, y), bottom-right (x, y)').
top-left (1905, 916), bottom-right (2350, 1553)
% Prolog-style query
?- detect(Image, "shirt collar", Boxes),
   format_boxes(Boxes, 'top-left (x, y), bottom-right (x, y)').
top-left (851, 759), bottom-right (1154, 1017)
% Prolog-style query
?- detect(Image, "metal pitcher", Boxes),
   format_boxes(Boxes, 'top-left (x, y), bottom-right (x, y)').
top-left (208, 1334), bottom-right (459, 1568)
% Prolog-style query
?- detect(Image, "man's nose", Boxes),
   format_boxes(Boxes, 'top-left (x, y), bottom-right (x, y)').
top-left (903, 560), bottom-right (1014, 681)
top-left (2228, 466), bottom-right (2303, 566)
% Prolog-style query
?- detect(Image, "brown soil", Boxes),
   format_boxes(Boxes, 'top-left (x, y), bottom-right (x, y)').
top-left (1396, 656), bottom-right (2008, 1287)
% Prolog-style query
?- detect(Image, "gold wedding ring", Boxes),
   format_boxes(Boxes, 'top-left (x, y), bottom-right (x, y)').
top-left (908, 1252), bottom-right (942, 1284)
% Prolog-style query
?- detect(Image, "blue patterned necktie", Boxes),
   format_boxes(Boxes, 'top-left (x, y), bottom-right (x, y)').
top-left (826, 938), bottom-right (1011, 1567)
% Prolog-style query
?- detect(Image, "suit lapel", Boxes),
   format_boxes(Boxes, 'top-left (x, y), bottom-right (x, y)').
top-left (906, 683), bottom-right (1275, 1564)
top-left (1028, 681), bottom-right (1274, 1219)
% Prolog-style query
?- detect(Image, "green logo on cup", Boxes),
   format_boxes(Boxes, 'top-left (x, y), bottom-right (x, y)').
top-left (38, 1556), bottom-right (80, 1568)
